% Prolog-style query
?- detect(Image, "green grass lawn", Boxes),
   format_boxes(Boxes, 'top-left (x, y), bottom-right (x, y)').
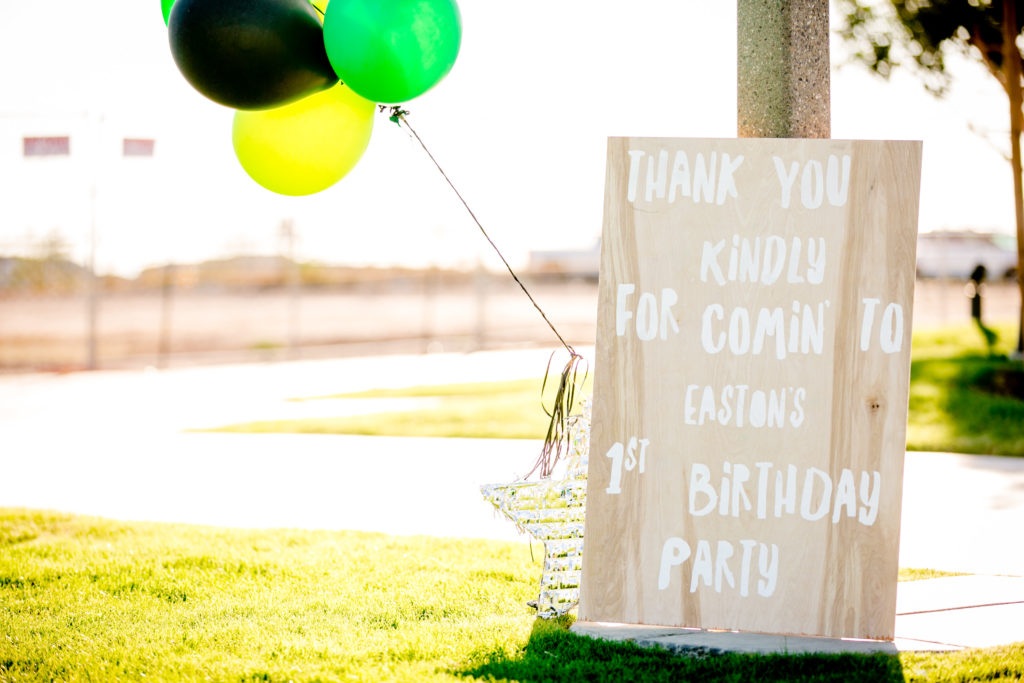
top-left (896, 567), bottom-right (967, 582)
top-left (212, 379), bottom-right (559, 439)
top-left (2, 509), bottom-right (1020, 683)
top-left (906, 322), bottom-right (1024, 456)
top-left (207, 377), bottom-right (580, 440)
top-left (207, 323), bottom-right (1024, 456)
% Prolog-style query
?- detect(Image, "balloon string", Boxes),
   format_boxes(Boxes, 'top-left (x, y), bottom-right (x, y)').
top-left (384, 106), bottom-right (577, 358)
top-left (385, 106), bottom-right (587, 479)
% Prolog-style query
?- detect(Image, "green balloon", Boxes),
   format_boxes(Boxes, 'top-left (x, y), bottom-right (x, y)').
top-left (323, 0), bottom-right (461, 104)
top-left (161, 0), bottom-right (175, 24)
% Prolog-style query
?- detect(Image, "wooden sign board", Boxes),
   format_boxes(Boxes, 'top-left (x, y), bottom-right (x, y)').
top-left (580, 138), bottom-right (922, 640)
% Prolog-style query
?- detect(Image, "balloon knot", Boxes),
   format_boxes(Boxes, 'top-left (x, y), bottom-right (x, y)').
top-left (381, 106), bottom-right (410, 125)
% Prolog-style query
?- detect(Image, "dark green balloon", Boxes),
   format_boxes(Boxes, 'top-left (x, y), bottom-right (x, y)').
top-left (168, 0), bottom-right (338, 110)
top-left (323, 0), bottom-right (461, 104)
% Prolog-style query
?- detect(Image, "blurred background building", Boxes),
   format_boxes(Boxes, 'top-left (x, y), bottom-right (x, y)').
top-left (1, 0), bottom-right (1021, 372)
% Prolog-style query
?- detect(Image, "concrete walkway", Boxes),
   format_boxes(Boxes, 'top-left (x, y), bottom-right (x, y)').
top-left (574, 574), bottom-right (1024, 653)
top-left (2, 348), bottom-right (1023, 652)
top-left (0, 348), bottom-right (565, 540)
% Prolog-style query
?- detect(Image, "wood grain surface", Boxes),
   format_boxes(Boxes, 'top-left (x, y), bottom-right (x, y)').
top-left (579, 138), bottom-right (922, 640)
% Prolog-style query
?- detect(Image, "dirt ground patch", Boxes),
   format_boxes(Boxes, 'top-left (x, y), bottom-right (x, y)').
top-left (0, 279), bottom-right (1018, 372)
top-left (0, 280), bottom-right (599, 371)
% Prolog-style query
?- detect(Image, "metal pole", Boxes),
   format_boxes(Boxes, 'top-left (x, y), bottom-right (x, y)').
top-left (280, 219), bottom-right (301, 359)
top-left (157, 263), bottom-right (174, 368)
top-left (86, 179), bottom-right (99, 370)
top-left (422, 265), bottom-right (437, 353)
top-left (85, 113), bottom-right (107, 371)
top-left (737, 0), bottom-right (831, 138)
top-left (473, 255), bottom-right (487, 351)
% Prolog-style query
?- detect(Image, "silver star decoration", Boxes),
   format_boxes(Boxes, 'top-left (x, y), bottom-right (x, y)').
top-left (481, 400), bottom-right (590, 617)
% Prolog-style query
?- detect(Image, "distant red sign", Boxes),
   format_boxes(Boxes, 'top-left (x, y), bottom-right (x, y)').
top-left (123, 138), bottom-right (155, 157)
top-left (23, 136), bottom-right (70, 157)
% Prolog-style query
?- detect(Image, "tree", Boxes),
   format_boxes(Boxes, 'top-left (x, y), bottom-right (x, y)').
top-left (837, 0), bottom-right (1024, 356)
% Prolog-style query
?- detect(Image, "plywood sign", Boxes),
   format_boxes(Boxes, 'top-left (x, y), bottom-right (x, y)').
top-left (579, 138), bottom-right (922, 640)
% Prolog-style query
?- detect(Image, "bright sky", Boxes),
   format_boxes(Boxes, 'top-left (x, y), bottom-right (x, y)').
top-left (0, 0), bottom-right (1015, 276)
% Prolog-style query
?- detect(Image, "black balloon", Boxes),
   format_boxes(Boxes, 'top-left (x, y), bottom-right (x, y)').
top-left (168, 0), bottom-right (338, 110)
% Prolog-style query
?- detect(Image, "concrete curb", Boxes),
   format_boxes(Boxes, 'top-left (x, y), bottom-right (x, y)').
top-left (572, 575), bottom-right (1024, 654)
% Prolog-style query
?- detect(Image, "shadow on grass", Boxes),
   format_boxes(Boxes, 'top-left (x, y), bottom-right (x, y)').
top-left (455, 618), bottom-right (904, 683)
top-left (908, 353), bottom-right (1024, 456)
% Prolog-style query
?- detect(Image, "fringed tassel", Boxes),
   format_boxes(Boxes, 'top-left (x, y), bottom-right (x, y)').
top-left (525, 350), bottom-right (588, 479)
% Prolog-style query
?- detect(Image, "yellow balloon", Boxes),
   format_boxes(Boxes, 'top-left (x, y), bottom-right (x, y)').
top-left (310, 0), bottom-right (328, 21)
top-left (232, 83), bottom-right (374, 196)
